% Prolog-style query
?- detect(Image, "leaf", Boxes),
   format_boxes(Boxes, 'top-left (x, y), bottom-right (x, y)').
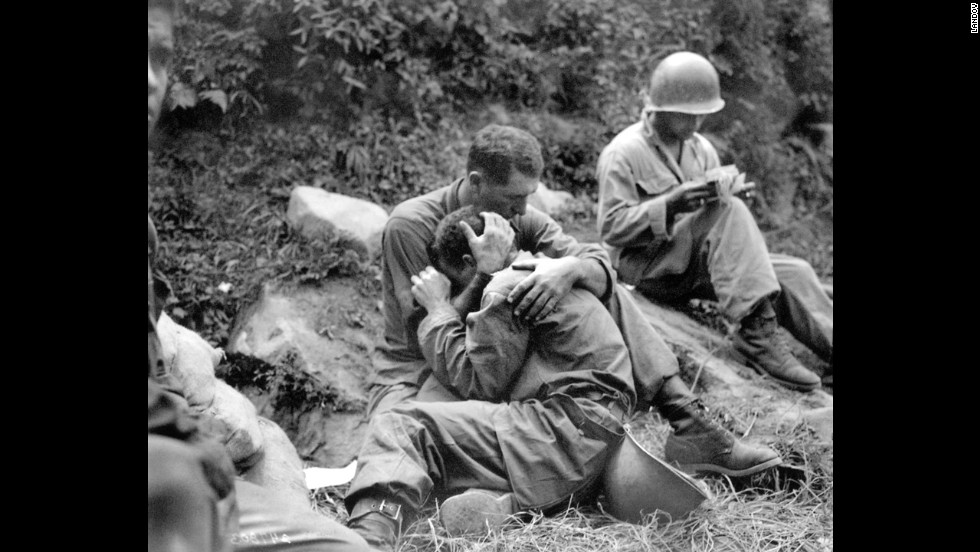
top-left (341, 75), bottom-right (366, 90)
top-left (168, 82), bottom-right (198, 110)
top-left (200, 90), bottom-right (229, 113)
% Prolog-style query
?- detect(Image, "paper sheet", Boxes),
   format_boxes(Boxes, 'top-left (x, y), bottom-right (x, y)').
top-left (704, 165), bottom-right (753, 199)
top-left (304, 461), bottom-right (358, 490)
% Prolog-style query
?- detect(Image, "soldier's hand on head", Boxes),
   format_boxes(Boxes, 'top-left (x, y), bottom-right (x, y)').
top-left (507, 256), bottom-right (580, 322)
top-left (411, 266), bottom-right (453, 311)
top-left (461, 212), bottom-right (514, 275)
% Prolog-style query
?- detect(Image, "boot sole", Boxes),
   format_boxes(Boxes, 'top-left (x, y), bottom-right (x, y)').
top-left (731, 349), bottom-right (820, 392)
top-left (675, 456), bottom-right (783, 477)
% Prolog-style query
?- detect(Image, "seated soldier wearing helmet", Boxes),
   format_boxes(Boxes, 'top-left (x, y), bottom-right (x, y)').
top-left (596, 51), bottom-right (833, 392)
top-left (343, 207), bottom-right (781, 551)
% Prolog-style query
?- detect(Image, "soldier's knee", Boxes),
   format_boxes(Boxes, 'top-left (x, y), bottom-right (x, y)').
top-left (726, 196), bottom-right (753, 216)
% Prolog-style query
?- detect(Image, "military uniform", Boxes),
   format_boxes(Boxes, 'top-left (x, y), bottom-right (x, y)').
top-left (370, 178), bottom-right (680, 414)
top-left (596, 118), bottom-right (833, 361)
top-left (346, 264), bottom-right (635, 514)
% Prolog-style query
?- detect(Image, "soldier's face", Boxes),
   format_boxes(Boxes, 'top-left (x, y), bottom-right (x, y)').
top-left (655, 111), bottom-right (707, 142)
top-left (148, 7), bottom-right (174, 140)
top-left (470, 169), bottom-right (539, 220)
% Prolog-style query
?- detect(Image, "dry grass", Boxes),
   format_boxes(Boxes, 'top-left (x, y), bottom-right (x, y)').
top-left (311, 406), bottom-right (832, 552)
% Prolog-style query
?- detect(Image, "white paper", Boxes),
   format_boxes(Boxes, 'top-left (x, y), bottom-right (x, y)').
top-left (304, 461), bottom-right (358, 490)
top-left (704, 165), bottom-right (752, 199)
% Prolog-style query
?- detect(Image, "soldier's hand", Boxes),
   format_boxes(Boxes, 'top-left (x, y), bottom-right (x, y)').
top-left (411, 266), bottom-right (453, 311)
top-left (666, 180), bottom-right (720, 216)
top-left (507, 256), bottom-right (579, 322)
top-left (734, 181), bottom-right (757, 201)
top-left (460, 212), bottom-right (514, 275)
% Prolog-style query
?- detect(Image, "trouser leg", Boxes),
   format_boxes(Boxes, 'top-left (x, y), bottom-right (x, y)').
top-left (364, 382), bottom-right (419, 419)
top-left (345, 401), bottom-right (511, 515)
top-left (628, 198), bottom-right (780, 323)
top-left (346, 398), bottom-right (621, 514)
top-left (770, 254), bottom-right (833, 362)
top-left (365, 376), bottom-right (465, 421)
top-left (605, 284), bottom-right (679, 409)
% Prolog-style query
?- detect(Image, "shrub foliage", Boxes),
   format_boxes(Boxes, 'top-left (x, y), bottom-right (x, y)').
top-left (151, 0), bottom-right (833, 343)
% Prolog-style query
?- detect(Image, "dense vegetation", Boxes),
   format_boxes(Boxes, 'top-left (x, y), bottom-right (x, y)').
top-left (149, 0), bottom-right (833, 346)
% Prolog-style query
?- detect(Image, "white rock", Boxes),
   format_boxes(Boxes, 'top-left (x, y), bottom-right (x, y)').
top-left (287, 186), bottom-right (389, 256)
top-left (528, 181), bottom-right (574, 217)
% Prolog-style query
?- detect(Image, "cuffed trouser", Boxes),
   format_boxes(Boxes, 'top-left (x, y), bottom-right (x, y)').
top-left (231, 480), bottom-right (371, 551)
top-left (149, 435), bottom-right (234, 552)
top-left (618, 198), bottom-right (831, 362)
top-left (605, 283), bottom-right (681, 408)
top-left (346, 395), bottom-right (626, 516)
top-left (771, 254), bottom-right (833, 362)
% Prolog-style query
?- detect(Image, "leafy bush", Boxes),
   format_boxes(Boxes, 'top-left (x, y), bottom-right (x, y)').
top-left (148, 134), bottom-right (376, 346)
top-left (150, 0), bottom-right (834, 341)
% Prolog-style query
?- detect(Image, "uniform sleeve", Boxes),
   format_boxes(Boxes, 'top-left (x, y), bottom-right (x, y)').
top-left (516, 207), bottom-right (615, 300)
top-left (383, 216), bottom-right (436, 356)
top-left (417, 293), bottom-right (529, 402)
top-left (596, 148), bottom-right (670, 247)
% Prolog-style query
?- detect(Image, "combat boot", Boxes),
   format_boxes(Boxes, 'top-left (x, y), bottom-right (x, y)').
top-left (733, 299), bottom-right (821, 392)
top-left (664, 400), bottom-right (782, 477)
top-left (347, 497), bottom-right (407, 552)
top-left (439, 489), bottom-right (519, 537)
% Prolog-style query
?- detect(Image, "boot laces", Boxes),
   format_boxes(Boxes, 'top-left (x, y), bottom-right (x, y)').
top-left (744, 315), bottom-right (793, 360)
top-left (691, 400), bottom-right (727, 433)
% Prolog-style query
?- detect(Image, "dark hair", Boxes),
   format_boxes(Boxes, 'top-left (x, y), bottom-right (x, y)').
top-left (429, 206), bottom-right (485, 272)
top-left (466, 125), bottom-right (543, 187)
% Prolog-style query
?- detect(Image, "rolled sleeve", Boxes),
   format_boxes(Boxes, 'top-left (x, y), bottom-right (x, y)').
top-left (516, 207), bottom-right (616, 296)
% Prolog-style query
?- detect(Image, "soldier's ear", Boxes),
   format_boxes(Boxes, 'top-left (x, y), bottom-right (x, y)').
top-left (462, 254), bottom-right (477, 269)
top-left (468, 171), bottom-right (483, 191)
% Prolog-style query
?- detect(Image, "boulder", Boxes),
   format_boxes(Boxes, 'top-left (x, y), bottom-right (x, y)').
top-left (156, 311), bottom-right (222, 410)
top-left (287, 186), bottom-right (389, 257)
top-left (227, 279), bottom-right (380, 468)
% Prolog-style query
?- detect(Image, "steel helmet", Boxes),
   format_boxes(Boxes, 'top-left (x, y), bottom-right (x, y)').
top-left (648, 51), bottom-right (725, 115)
top-left (602, 426), bottom-right (711, 524)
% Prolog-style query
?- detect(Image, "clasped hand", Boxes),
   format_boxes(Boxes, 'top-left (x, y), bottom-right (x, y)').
top-left (411, 266), bottom-right (452, 311)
